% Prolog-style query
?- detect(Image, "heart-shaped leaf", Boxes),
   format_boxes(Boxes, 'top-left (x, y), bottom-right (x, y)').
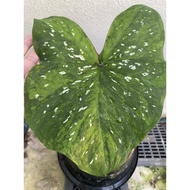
top-left (24, 4), bottom-right (166, 176)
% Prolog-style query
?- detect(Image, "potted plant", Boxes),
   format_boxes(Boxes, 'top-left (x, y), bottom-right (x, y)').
top-left (24, 4), bottom-right (166, 189)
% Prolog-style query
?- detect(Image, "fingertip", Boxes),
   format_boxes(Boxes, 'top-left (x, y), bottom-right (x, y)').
top-left (24, 34), bottom-right (33, 55)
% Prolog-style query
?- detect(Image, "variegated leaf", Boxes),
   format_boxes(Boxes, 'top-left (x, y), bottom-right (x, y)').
top-left (24, 4), bottom-right (166, 176)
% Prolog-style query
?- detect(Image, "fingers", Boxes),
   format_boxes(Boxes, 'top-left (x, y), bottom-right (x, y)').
top-left (24, 34), bottom-right (32, 56)
top-left (24, 48), bottom-right (39, 78)
top-left (24, 35), bottom-right (39, 78)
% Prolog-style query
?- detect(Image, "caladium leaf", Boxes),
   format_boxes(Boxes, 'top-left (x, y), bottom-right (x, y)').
top-left (24, 4), bottom-right (166, 177)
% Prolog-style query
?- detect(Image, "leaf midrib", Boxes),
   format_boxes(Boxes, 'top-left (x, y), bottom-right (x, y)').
top-left (96, 70), bottom-right (107, 171)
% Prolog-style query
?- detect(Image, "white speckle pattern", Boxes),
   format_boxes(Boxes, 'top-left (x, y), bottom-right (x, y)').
top-left (112, 86), bottom-right (117, 91)
top-left (59, 71), bottom-right (66, 75)
top-left (118, 138), bottom-right (122, 144)
top-left (129, 52), bottom-right (135, 56)
top-left (89, 119), bottom-right (92, 127)
top-left (89, 82), bottom-right (94, 88)
top-left (140, 19), bottom-right (145, 26)
top-left (124, 76), bottom-right (132, 82)
top-left (66, 47), bottom-right (74, 51)
top-left (142, 72), bottom-right (149, 76)
top-left (70, 131), bottom-right (75, 136)
top-left (68, 54), bottom-right (74, 58)
top-left (63, 64), bottom-right (68, 68)
top-left (35, 94), bottom-right (39, 99)
top-left (80, 49), bottom-right (84, 54)
top-left (85, 90), bottom-right (90, 95)
top-left (134, 62), bottom-right (141, 66)
top-left (89, 159), bottom-right (94, 165)
top-left (49, 33), bottom-right (54, 36)
top-left (51, 29), bottom-right (55, 33)
top-left (54, 107), bottom-right (58, 112)
top-left (73, 54), bottom-right (85, 61)
top-left (78, 106), bottom-right (88, 112)
top-left (60, 88), bottom-right (70, 95)
top-left (81, 137), bottom-right (85, 142)
top-left (40, 75), bottom-right (46, 79)
top-left (118, 62), bottom-right (124, 66)
top-left (132, 29), bottom-right (138, 34)
top-left (111, 78), bottom-right (118, 84)
top-left (78, 67), bottom-right (84, 71)
top-left (95, 154), bottom-right (98, 160)
top-left (135, 78), bottom-right (140, 81)
top-left (43, 42), bottom-right (49, 46)
top-left (63, 115), bottom-right (71, 124)
top-left (83, 65), bottom-right (92, 69)
top-left (63, 41), bottom-right (68, 46)
top-left (72, 80), bottom-right (82, 85)
top-left (129, 65), bottom-right (136, 70)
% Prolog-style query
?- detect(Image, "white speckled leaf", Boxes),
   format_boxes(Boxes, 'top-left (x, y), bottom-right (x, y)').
top-left (24, 5), bottom-right (166, 177)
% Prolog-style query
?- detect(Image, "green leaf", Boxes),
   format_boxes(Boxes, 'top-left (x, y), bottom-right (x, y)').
top-left (24, 4), bottom-right (166, 177)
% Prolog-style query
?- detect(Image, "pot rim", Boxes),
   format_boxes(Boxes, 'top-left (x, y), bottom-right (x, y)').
top-left (58, 147), bottom-right (138, 189)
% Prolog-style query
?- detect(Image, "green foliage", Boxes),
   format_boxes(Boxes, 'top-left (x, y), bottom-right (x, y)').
top-left (24, 4), bottom-right (166, 176)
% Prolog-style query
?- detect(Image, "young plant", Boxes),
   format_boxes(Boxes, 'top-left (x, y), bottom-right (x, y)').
top-left (24, 4), bottom-right (166, 177)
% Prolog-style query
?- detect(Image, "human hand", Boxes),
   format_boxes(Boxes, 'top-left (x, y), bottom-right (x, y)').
top-left (24, 35), bottom-right (39, 78)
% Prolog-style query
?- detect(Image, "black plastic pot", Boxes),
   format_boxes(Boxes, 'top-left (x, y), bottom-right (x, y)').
top-left (58, 147), bottom-right (138, 190)
top-left (24, 119), bottom-right (29, 137)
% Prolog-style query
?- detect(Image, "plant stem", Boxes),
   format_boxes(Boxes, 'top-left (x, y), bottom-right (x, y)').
top-left (98, 54), bottom-right (103, 67)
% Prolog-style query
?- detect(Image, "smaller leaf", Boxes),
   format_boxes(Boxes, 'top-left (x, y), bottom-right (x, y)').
top-left (32, 16), bottom-right (99, 64)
